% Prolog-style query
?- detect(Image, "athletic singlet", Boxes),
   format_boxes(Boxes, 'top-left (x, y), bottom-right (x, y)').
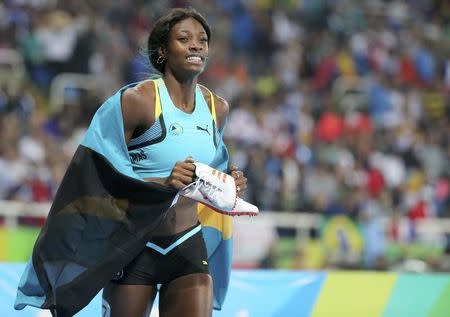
top-left (127, 78), bottom-right (219, 178)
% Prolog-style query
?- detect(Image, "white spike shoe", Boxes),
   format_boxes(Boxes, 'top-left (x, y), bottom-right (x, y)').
top-left (180, 162), bottom-right (259, 216)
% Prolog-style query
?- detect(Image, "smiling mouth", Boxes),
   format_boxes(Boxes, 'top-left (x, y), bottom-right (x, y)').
top-left (186, 55), bottom-right (203, 64)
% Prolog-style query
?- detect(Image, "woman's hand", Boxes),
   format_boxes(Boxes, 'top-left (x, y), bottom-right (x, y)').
top-left (229, 165), bottom-right (247, 197)
top-left (165, 157), bottom-right (196, 189)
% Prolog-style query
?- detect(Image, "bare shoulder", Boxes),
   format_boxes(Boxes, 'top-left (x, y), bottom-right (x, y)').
top-left (121, 80), bottom-right (156, 126)
top-left (122, 80), bottom-right (155, 111)
top-left (213, 94), bottom-right (230, 121)
top-left (198, 84), bottom-right (229, 129)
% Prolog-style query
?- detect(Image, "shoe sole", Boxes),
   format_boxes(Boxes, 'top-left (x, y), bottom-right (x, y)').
top-left (183, 196), bottom-right (258, 217)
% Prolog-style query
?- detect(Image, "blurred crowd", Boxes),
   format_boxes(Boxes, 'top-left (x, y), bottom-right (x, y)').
top-left (0, 0), bottom-right (450, 270)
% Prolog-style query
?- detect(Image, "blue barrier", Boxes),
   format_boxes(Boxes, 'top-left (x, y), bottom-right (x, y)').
top-left (2, 264), bottom-right (317, 317)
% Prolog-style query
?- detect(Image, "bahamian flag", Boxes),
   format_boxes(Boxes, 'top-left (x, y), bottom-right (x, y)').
top-left (14, 83), bottom-right (233, 316)
top-left (197, 131), bottom-right (233, 311)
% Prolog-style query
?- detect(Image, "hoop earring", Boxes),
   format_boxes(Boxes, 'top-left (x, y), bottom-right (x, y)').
top-left (157, 55), bottom-right (165, 64)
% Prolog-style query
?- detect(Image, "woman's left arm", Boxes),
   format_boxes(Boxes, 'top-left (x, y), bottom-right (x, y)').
top-left (214, 96), bottom-right (247, 197)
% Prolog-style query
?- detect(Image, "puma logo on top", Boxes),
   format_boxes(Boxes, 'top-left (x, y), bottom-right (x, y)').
top-left (196, 125), bottom-right (210, 135)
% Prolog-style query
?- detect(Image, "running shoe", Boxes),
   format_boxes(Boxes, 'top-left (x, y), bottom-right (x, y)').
top-left (180, 162), bottom-right (259, 216)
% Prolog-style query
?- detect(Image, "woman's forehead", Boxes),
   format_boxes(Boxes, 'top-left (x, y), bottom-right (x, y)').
top-left (170, 17), bottom-right (206, 34)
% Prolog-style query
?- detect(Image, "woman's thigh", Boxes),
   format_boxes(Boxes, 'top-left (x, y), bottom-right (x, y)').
top-left (102, 281), bottom-right (158, 317)
top-left (159, 273), bottom-right (213, 317)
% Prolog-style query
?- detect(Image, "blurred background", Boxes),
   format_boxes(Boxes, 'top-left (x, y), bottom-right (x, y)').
top-left (0, 0), bottom-right (450, 316)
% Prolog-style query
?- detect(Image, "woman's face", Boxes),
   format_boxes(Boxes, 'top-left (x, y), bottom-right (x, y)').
top-left (164, 17), bottom-right (209, 77)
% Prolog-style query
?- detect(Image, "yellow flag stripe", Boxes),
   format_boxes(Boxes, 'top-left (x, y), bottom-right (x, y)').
top-left (197, 204), bottom-right (233, 239)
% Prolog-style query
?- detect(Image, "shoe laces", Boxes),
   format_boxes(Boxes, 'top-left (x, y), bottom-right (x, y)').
top-left (199, 175), bottom-right (225, 201)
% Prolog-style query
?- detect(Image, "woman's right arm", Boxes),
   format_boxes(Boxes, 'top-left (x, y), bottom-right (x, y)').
top-left (121, 81), bottom-right (155, 144)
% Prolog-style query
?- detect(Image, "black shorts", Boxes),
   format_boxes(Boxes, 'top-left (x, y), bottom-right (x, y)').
top-left (112, 224), bottom-right (210, 285)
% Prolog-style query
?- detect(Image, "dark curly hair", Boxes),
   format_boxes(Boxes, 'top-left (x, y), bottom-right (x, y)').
top-left (147, 8), bottom-right (211, 74)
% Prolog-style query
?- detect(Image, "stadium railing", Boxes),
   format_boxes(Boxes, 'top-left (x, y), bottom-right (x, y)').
top-left (48, 72), bottom-right (111, 113)
top-left (1, 200), bottom-right (450, 235)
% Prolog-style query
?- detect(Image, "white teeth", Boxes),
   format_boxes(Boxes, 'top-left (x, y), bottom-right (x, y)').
top-left (187, 56), bottom-right (202, 62)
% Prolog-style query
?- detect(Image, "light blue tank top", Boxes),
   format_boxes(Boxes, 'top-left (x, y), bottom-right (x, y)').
top-left (127, 78), bottom-right (218, 178)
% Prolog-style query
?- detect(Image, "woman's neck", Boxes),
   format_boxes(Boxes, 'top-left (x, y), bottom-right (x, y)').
top-left (162, 73), bottom-right (197, 113)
